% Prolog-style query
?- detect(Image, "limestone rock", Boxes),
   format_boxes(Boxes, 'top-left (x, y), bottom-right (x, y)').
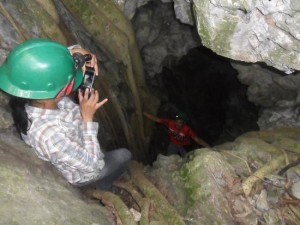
top-left (193, 0), bottom-right (300, 73)
top-left (146, 150), bottom-right (239, 224)
top-left (256, 189), bottom-right (269, 211)
top-left (292, 181), bottom-right (300, 199)
top-left (0, 92), bottom-right (9, 106)
top-left (173, 0), bottom-right (194, 25)
top-left (1, 121), bottom-right (300, 224)
top-left (123, 0), bottom-right (192, 25)
top-left (0, 128), bottom-right (113, 225)
top-left (124, 0), bottom-right (152, 19)
top-left (232, 62), bottom-right (300, 129)
top-left (132, 1), bottom-right (199, 77)
top-left (0, 93), bottom-right (13, 129)
top-left (0, 107), bottom-right (13, 129)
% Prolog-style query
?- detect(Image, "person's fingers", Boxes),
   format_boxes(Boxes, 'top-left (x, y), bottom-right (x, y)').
top-left (90, 54), bottom-right (96, 66)
top-left (89, 89), bottom-right (97, 103)
top-left (83, 57), bottom-right (98, 76)
top-left (78, 89), bottom-right (84, 103)
top-left (95, 98), bottom-right (108, 109)
top-left (94, 90), bottom-right (99, 103)
top-left (72, 49), bottom-right (98, 76)
top-left (83, 88), bottom-right (90, 100)
top-left (91, 55), bottom-right (99, 75)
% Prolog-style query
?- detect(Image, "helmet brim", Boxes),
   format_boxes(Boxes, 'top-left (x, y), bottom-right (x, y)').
top-left (73, 68), bottom-right (84, 92)
top-left (0, 64), bottom-right (83, 99)
top-left (0, 64), bottom-right (31, 98)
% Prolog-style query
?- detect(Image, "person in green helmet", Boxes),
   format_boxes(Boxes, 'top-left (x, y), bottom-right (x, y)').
top-left (0, 38), bottom-right (131, 191)
top-left (143, 111), bottom-right (210, 157)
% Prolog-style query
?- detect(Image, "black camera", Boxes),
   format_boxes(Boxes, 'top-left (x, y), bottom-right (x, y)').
top-left (73, 53), bottom-right (95, 93)
top-left (80, 66), bottom-right (95, 92)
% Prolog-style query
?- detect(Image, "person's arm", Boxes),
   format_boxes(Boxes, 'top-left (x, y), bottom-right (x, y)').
top-left (43, 91), bottom-right (106, 173)
top-left (143, 111), bottom-right (161, 123)
top-left (193, 137), bottom-right (210, 148)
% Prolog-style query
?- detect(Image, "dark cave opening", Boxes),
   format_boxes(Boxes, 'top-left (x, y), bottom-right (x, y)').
top-left (130, 0), bottom-right (260, 163)
top-left (146, 46), bottom-right (260, 163)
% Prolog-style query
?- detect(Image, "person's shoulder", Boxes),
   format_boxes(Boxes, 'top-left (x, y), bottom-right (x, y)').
top-left (183, 123), bottom-right (193, 131)
top-left (60, 96), bottom-right (73, 103)
top-left (58, 97), bottom-right (78, 108)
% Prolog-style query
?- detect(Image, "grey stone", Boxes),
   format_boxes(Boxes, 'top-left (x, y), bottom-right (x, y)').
top-left (256, 189), bottom-right (269, 212)
top-left (232, 62), bottom-right (300, 129)
top-left (132, 1), bottom-right (199, 77)
top-left (292, 181), bottom-right (300, 199)
top-left (174, 0), bottom-right (194, 25)
top-left (193, 0), bottom-right (300, 73)
top-left (0, 128), bottom-right (113, 225)
top-left (0, 107), bottom-right (13, 129)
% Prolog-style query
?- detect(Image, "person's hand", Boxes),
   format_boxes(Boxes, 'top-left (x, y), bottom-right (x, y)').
top-left (70, 48), bottom-right (99, 76)
top-left (78, 88), bottom-right (108, 122)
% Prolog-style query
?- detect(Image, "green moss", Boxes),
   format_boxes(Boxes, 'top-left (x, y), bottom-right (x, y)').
top-left (193, 2), bottom-right (211, 47)
top-left (175, 155), bottom-right (212, 209)
top-left (213, 17), bottom-right (238, 55)
top-left (61, 0), bottom-right (95, 25)
top-left (194, 2), bottom-right (237, 55)
top-left (198, 19), bottom-right (211, 47)
top-left (269, 46), bottom-right (299, 67)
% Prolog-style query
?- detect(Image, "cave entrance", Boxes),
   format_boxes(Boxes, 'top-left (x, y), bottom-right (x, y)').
top-left (131, 1), bottom-right (259, 163)
top-left (145, 46), bottom-right (259, 163)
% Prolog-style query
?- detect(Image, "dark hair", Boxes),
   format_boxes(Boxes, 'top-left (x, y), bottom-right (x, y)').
top-left (9, 96), bottom-right (31, 135)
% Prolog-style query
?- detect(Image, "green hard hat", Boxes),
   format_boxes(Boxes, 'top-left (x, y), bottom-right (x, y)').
top-left (175, 111), bottom-right (189, 123)
top-left (0, 38), bottom-right (83, 99)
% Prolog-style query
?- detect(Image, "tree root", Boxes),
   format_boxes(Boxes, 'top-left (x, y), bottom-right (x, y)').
top-left (113, 180), bottom-right (143, 211)
top-left (281, 198), bottom-right (300, 206)
top-left (84, 189), bottom-right (137, 225)
top-left (281, 204), bottom-right (300, 225)
top-left (241, 129), bottom-right (300, 155)
top-left (139, 198), bottom-right (151, 225)
top-left (114, 180), bottom-right (144, 207)
top-left (242, 153), bottom-right (299, 197)
top-left (273, 137), bottom-right (300, 154)
top-left (82, 161), bottom-right (186, 225)
top-left (128, 161), bottom-right (185, 225)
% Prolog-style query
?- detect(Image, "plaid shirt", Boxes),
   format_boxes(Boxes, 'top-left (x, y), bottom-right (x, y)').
top-left (21, 97), bottom-right (105, 185)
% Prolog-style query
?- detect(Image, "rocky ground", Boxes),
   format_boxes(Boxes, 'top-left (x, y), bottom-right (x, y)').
top-left (0, 92), bottom-right (299, 224)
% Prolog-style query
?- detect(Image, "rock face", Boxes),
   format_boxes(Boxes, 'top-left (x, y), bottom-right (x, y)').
top-left (122, 0), bottom-right (300, 130)
top-left (146, 128), bottom-right (300, 225)
top-left (122, 0), bottom-right (193, 25)
top-left (2, 112), bottom-right (299, 224)
top-left (0, 84), bottom-right (299, 224)
top-left (0, 128), bottom-right (113, 225)
top-left (121, 0), bottom-right (300, 73)
top-left (232, 62), bottom-right (300, 129)
top-left (0, 0), bottom-right (161, 160)
top-left (132, 1), bottom-right (200, 78)
top-left (0, 1), bottom-right (300, 224)
top-left (193, 0), bottom-right (300, 73)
